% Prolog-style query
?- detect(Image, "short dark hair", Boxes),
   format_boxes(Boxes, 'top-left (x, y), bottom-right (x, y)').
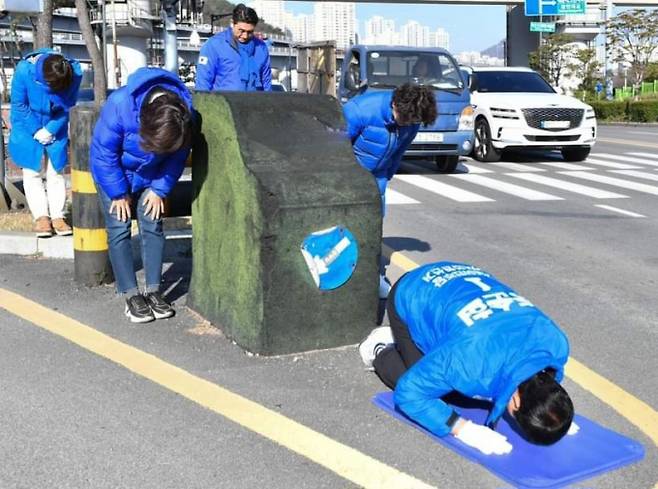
top-left (43, 54), bottom-right (73, 92)
top-left (232, 3), bottom-right (259, 25)
top-left (391, 83), bottom-right (437, 127)
top-left (514, 369), bottom-right (574, 445)
top-left (140, 89), bottom-right (193, 155)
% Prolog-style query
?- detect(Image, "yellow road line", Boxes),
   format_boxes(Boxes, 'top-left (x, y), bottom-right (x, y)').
top-left (383, 245), bottom-right (658, 448)
top-left (597, 137), bottom-right (658, 150)
top-left (0, 288), bottom-right (434, 489)
top-left (566, 359), bottom-right (658, 446)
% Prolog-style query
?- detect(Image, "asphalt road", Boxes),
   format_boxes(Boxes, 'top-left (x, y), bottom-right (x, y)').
top-left (0, 124), bottom-right (657, 489)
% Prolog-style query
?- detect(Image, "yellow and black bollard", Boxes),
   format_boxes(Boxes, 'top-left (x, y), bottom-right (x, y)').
top-left (70, 104), bottom-right (113, 286)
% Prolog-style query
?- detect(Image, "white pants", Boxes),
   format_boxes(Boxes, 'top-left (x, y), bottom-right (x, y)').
top-left (22, 158), bottom-right (67, 220)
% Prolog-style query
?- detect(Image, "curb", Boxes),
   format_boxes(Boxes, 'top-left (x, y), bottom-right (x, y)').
top-left (0, 229), bottom-right (192, 260)
top-left (0, 231), bottom-right (73, 259)
top-left (598, 122), bottom-right (658, 127)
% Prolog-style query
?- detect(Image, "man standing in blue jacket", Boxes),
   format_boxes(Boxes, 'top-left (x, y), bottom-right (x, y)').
top-left (90, 67), bottom-right (194, 323)
top-left (343, 83), bottom-right (437, 297)
top-left (9, 49), bottom-right (82, 237)
top-left (359, 261), bottom-right (575, 455)
top-left (195, 4), bottom-right (272, 92)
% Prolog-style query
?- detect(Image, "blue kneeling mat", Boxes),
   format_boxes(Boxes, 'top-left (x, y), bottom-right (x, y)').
top-left (372, 392), bottom-right (644, 489)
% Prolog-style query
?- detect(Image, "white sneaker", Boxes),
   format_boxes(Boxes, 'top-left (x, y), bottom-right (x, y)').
top-left (379, 274), bottom-right (392, 299)
top-left (358, 326), bottom-right (394, 370)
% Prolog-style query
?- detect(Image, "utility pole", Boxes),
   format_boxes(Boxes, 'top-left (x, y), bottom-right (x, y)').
top-left (600, 0), bottom-right (613, 100)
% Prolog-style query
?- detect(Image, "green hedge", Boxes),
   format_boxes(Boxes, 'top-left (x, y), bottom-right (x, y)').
top-left (589, 100), bottom-right (628, 121)
top-left (627, 100), bottom-right (658, 122)
top-left (589, 99), bottom-right (658, 122)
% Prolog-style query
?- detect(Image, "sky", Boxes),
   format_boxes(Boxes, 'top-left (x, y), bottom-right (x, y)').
top-left (283, 1), bottom-right (507, 53)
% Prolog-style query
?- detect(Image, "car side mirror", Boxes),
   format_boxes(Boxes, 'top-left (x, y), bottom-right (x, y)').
top-left (468, 73), bottom-right (478, 92)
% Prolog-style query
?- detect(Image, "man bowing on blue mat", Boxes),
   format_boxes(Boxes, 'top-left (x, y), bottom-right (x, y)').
top-left (359, 261), bottom-right (575, 455)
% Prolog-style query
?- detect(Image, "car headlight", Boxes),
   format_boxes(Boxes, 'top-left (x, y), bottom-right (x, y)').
top-left (585, 106), bottom-right (596, 120)
top-left (458, 105), bottom-right (475, 131)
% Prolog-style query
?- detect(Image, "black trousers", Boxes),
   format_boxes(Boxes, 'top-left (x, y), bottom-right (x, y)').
top-left (372, 281), bottom-right (424, 389)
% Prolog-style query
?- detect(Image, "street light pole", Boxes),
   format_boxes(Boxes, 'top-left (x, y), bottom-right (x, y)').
top-left (600, 0), bottom-right (607, 90)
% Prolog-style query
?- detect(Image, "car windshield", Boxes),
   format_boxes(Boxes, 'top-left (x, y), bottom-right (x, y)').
top-left (475, 71), bottom-right (555, 93)
top-left (366, 50), bottom-right (463, 92)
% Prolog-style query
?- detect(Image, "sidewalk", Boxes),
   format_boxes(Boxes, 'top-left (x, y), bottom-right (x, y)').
top-left (0, 228), bottom-right (192, 259)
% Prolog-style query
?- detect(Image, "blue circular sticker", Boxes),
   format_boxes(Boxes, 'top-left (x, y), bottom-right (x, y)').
top-left (300, 225), bottom-right (359, 290)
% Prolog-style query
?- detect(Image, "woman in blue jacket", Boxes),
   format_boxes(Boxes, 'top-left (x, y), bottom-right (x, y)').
top-left (90, 67), bottom-right (194, 323)
top-left (9, 49), bottom-right (82, 237)
top-left (195, 4), bottom-right (272, 92)
top-left (359, 261), bottom-right (574, 455)
top-left (343, 84), bottom-right (436, 298)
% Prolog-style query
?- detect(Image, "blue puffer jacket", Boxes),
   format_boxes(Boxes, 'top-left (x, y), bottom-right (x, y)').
top-left (392, 261), bottom-right (569, 437)
top-left (8, 49), bottom-right (82, 172)
top-left (90, 67), bottom-right (193, 200)
top-left (195, 28), bottom-right (272, 92)
top-left (343, 91), bottom-right (419, 186)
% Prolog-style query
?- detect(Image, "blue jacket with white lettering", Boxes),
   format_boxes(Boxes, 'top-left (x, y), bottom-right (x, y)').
top-left (90, 67), bottom-right (193, 200)
top-left (195, 28), bottom-right (272, 92)
top-left (392, 261), bottom-right (569, 437)
top-left (343, 91), bottom-right (419, 183)
top-left (8, 49), bottom-right (82, 172)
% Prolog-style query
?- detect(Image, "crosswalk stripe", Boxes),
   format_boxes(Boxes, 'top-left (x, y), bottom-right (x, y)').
top-left (460, 162), bottom-right (494, 174)
top-left (385, 188), bottom-right (420, 205)
top-left (593, 153), bottom-right (658, 167)
top-left (610, 170), bottom-right (658, 182)
top-left (594, 205), bottom-right (646, 218)
top-left (508, 173), bottom-right (628, 199)
top-left (489, 162), bottom-right (545, 172)
top-left (627, 152), bottom-right (658, 161)
top-left (560, 171), bottom-right (658, 195)
top-left (540, 162), bottom-right (594, 171)
top-left (395, 174), bottom-right (494, 202)
top-left (584, 158), bottom-right (642, 169)
top-left (449, 174), bottom-right (563, 200)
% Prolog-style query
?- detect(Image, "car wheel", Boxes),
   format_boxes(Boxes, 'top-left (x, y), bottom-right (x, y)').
top-left (435, 155), bottom-right (459, 173)
top-left (561, 147), bottom-right (591, 162)
top-left (473, 118), bottom-right (502, 162)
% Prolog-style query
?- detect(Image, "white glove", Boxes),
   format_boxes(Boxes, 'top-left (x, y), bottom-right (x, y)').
top-left (455, 420), bottom-right (513, 455)
top-left (34, 127), bottom-right (54, 145)
top-left (567, 421), bottom-right (580, 436)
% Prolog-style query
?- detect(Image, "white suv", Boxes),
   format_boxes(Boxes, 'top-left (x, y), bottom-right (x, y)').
top-left (467, 67), bottom-right (596, 162)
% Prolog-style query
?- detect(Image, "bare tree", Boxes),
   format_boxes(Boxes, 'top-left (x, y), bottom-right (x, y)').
top-left (34, 0), bottom-right (54, 48)
top-left (606, 9), bottom-right (658, 96)
top-left (74, 0), bottom-right (107, 105)
top-left (567, 46), bottom-right (601, 94)
top-left (529, 34), bottom-right (575, 89)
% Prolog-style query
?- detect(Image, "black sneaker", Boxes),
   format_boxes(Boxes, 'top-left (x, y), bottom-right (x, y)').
top-left (125, 294), bottom-right (155, 323)
top-left (143, 291), bottom-right (175, 319)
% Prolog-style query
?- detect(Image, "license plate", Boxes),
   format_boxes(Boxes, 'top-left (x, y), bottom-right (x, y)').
top-left (541, 120), bottom-right (570, 129)
top-left (414, 132), bottom-right (444, 143)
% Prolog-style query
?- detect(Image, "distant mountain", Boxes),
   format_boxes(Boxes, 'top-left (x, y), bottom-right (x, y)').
top-left (481, 40), bottom-right (505, 59)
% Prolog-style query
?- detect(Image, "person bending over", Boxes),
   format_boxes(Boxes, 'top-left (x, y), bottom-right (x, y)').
top-left (90, 67), bottom-right (194, 323)
top-left (343, 84), bottom-right (437, 298)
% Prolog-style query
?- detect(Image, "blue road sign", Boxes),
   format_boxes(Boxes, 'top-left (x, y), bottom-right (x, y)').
top-left (557, 0), bottom-right (586, 14)
top-left (525, 0), bottom-right (586, 16)
top-left (525, 0), bottom-right (558, 16)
